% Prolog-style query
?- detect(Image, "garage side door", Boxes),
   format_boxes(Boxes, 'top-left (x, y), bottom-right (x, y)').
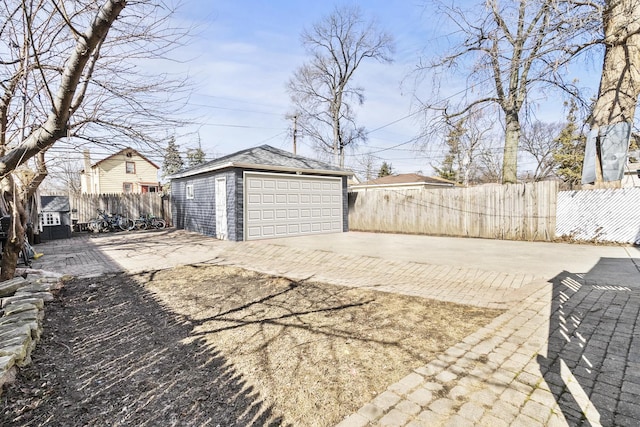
top-left (245, 172), bottom-right (343, 240)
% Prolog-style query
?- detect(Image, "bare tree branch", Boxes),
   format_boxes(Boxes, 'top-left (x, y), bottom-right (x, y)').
top-left (417, 0), bottom-right (600, 184)
top-left (288, 5), bottom-right (394, 167)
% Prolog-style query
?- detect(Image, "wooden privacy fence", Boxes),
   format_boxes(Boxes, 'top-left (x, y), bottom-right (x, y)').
top-left (348, 181), bottom-right (559, 241)
top-left (70, 193), bottom-right (171, 224)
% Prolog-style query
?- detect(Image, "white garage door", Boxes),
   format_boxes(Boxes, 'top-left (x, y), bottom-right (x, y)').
top-left (244, 172), bottom-right (343, 240)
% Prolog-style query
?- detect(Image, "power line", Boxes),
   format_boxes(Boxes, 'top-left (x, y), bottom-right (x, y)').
top-left (188, 103), bottom-right (283, 116)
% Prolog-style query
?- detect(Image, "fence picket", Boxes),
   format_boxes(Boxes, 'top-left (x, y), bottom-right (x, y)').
top-left (348, 181), bottom-right (559, 241)
top-left (69, 193), bottom-right (171, 225)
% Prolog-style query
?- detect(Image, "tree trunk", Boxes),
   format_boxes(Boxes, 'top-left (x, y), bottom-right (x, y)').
top-left (1, 233), bottom-right (23, 281)
top-left (0, 177), bottom-right (27, 280)
top-left (502, 111), bottom-right (520, 184)
top-left (589, 0), bottom-right (640, 185)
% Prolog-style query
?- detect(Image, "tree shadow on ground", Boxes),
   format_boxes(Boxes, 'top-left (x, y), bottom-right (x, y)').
top-left (142, 264), bottom-right (503, 426)
top-left (0, 272), bottom-right (286, 427)
top-left (537, 256), bottom-right (640, 426)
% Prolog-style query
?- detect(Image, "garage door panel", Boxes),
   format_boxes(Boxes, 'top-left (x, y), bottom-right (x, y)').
top-left (247, 226), bottom-right (262, 238)
top-left (245, 172), bottom-right (343, 240)
top-left (249, 180), bottom-right (262, 189)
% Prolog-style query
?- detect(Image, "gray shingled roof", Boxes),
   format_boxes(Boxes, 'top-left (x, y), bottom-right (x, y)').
top-left (41, 196), bottom-right (70, 212)
top-left (168, 145), bottom-right (352, 179)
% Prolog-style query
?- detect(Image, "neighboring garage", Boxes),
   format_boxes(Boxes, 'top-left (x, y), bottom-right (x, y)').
top-left (169, 145), bottom-right (352, 241)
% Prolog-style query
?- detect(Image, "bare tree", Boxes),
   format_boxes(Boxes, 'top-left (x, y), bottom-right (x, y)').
top-left (420, 0), bottom-right (598, 184)
top-left (0, 0), bottom-right (190, 278)
top-left (520, 120), bottom-right (564, 181)
top-left (434, 108), bottom-right (495, 186)
top-left (477, 145), bottom-right (504, 184)
top-left (588, 0), bottom-right (640, 185)
top-left (287, 5), bottom-right (394, 167)
top-left (352, 151), bottom-right (379, 181)
top-left (38, 157), bottom-right (83, 196)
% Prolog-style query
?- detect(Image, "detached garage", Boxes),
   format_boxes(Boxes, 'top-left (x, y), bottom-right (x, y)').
top-left (169, 145), bottom-right (352, 241)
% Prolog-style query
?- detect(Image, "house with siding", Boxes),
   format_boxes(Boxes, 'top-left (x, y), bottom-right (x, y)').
top-left (80, 147), bottom-right (160, 194)
top-left (168, 145), bottom-right (352, 241)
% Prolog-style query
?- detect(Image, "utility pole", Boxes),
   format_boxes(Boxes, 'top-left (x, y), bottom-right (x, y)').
top-left (292, 115), bottom-right (298, 155)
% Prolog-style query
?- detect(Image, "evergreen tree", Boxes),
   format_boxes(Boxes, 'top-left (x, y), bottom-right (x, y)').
top-left (434, 119), bottom-right (465, 183)
top-left (186, 147), bottom-right (206, 167)
top-left (377, 161), bottom-right (393, 178)
top-left (553, 101), bottom-right (585, 189)
top-left (162, 137), bottom-right (184, 178)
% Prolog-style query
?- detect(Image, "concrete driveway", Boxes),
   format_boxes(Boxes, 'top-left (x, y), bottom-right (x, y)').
top-left (263, 232), bottom-right (640, 283)
top-left (30, 230), bottom-right (640, 426)
top-left (31, 230), bottom-right (640, 307)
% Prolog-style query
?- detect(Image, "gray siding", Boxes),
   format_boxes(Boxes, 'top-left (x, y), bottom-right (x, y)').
top-left (342, 176), bottom-right (349, 232)
top-left (171, 167), bottom-right (348, 241)
top-left (171, 170), bottom-right (239, 240)
top-left (234, 169), bottom-right (244, 241)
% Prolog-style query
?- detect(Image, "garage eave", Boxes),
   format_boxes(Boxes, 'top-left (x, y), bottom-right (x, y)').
top-left (169, 162), bottom-right (353, 179)
top-left (232, 162), bottom-right (353, 177)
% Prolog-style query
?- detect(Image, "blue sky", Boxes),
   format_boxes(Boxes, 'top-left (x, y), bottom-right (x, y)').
top-left (168, 0), bottom-right (603, 178)
top-left (172, 0), bottom-right (435, 177)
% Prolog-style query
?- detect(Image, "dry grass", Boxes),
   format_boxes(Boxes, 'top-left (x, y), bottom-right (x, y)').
top-left (141, 264), bottom-right (503, 426)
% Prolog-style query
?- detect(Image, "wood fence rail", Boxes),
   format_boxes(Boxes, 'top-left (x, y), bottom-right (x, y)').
top-left (348, 181), bottom-right (558, 241)
top-left (69, 193), bottom-right (171, 224)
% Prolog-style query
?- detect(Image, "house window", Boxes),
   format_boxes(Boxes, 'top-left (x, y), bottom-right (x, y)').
top-left (141, 185), bottom-right (159, 194)
top-left (40, 212), bottom-right (61, 227)
top-left (125, 161), bottom-right (136, 174)
top-left (186, 184), bottom-right (194, 199)
top-left (123, 182), bottom-right (133, 193)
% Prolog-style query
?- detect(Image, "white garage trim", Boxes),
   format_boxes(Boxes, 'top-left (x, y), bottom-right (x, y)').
top-left (244, 171), bottom-right (343, 241)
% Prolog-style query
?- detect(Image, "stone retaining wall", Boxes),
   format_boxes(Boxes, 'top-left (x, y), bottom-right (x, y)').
top-left (0, 273), bottom-right (65, 395)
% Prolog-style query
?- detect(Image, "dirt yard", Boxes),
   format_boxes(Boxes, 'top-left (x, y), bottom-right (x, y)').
top-left (1, 264), bottom-right (503, 426)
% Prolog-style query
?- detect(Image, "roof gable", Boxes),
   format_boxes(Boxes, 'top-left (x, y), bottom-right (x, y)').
top-left (169, 145), bottom-right (352, 179)
top-left (93, 147), bottom-right (159, 170)
top-left (41, 196), bottom-right (70, 212)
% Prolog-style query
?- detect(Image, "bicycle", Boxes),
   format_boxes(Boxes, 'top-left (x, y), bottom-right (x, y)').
top-left (88, 209), bottom-right (134, 233)
top-left (133, 214), bottom-right (166, 230)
